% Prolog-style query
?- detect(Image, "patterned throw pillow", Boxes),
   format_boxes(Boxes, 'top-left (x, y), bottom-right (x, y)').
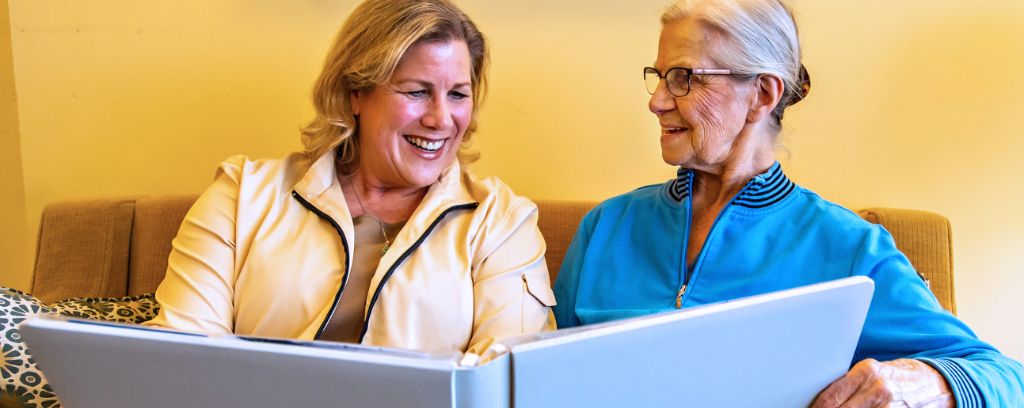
top-left (49, 293), bottom-right (159, 324)
top-left (0, 288), bottom-right (159, 408)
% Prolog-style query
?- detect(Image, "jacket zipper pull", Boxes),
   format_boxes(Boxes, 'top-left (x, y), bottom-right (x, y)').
top-left (675, 285), bottom-right (687, 309)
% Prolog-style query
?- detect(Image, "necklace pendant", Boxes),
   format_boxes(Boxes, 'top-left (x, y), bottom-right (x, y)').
top-left (381, 244), bottom-right (389, 256)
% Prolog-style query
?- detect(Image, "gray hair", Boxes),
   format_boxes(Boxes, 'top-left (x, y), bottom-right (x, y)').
top-left (662, 0), bottom-right (810, 126)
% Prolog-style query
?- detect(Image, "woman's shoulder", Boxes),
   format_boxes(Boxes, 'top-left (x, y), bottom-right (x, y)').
top-left (584, 182), bottom-right (670, 221)
top-left (214, 152), bottom-right (311, 180)
top-left (210, 151), bottom-right (316, 190)
top-left (785, 187), bottom-right (895, 250)
top-left (199, 151), bottom-right (322, 212)
top-left (456, 171), bottom-right (544, 257)
top-left (459, 170), bottom-right (537, 216)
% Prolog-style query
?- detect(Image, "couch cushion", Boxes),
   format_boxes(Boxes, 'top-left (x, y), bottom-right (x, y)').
top-left (536, 201), bottom-right (596, 284)
top-left (129, 196), bottom-right (196, 296)
top-left (31, 199), bottom-right (135, 303)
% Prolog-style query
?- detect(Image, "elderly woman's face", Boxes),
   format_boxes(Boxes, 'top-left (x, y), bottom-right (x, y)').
top-left (650, 19), bottom-right (755, 169)
top-left (350, 40), bottom-right (473, 189)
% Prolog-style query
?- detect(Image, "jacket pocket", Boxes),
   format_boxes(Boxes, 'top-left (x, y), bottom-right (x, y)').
top-left (522, 270), bottom-right (557, 307)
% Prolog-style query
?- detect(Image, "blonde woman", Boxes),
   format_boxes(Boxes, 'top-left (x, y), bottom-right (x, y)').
top-left (147, 0), bottom-right (555, 363)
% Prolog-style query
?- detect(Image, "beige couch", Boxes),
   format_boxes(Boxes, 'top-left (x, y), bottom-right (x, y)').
top-left (29, 196), bottom-right (957, 313)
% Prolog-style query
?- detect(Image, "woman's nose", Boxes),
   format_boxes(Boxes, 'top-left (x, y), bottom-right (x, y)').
top-left (648, 81), bottom-right (677, 116)
top-left (422, 98), bottom-right (453, 130)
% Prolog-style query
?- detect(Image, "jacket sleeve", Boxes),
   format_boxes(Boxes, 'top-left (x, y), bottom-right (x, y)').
top-left (144, 157), bottom-right (245, 334)
top-left (552, 209), bottom-right (597, 329)
top-left (852, 227), bottom-right (1024, 406)
top-left (464, 200), bottom-right (556, 363)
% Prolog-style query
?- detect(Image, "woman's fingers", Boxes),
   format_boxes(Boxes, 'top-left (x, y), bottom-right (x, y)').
top-left (811, 359), bottom-right (953, 408)
top-left (812, 359), bottom-right (885, 407)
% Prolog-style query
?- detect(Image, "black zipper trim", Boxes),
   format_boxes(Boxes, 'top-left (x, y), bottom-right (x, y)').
top-left (357, 202), bottom-right (480, 342)
top-left (290, 190), bottom-right (352, 339)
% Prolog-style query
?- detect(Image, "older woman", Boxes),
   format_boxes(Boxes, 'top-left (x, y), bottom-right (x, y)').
top-left (146, 0), bottom-right (555, 363)
top-left (553, 0), bottom-right (1023, 406)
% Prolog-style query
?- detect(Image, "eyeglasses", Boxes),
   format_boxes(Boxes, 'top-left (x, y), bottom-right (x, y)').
top-left (644, 66), bottom-right (735, 97)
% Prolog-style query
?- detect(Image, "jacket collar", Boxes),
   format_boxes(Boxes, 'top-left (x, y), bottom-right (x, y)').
top-left (293, 148), bottom-right (344, 200)
top-left (292, 149), bottom-right (355, 240)
top-left (732, 162), bottom-right (796, 209)
top-left (665, 161), bottom-right (795, 210)
top-left (292, 148), bottom-right (477, 243)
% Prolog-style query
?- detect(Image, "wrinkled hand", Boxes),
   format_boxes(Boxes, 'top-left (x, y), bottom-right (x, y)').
top-left (811, 358), bottom-right (954, 408)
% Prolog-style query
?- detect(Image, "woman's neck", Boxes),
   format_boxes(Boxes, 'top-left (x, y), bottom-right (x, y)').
top-left (338, 162), bottom-right (427, 224)
top-left (689, 131), bottom-right (777, 207)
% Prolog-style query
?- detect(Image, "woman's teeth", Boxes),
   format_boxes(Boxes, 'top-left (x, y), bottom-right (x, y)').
top-left (404, 135), bottom-right (444, 152)
top-left (665, 128), bottom-right (686, 134)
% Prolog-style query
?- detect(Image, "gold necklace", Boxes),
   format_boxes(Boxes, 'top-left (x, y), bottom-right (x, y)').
top-left (347, 175), bottom-right (391, 255)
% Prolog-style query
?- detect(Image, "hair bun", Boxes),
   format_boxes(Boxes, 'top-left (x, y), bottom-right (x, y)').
top-left (784, 63), bottom-right (811, 109)
top-left (797, 63), bottom-right (810, 99)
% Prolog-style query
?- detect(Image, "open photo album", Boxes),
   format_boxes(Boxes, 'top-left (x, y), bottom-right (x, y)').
top-left (22, 276), bottom-right (874, 408)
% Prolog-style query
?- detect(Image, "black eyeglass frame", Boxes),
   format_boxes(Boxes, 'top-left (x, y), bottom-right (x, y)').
top-left (644, 66), bottom-right (735, 97)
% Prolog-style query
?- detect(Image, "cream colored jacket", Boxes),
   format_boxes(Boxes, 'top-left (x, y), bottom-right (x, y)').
top-left (147, 150), bottom-right (556, 361)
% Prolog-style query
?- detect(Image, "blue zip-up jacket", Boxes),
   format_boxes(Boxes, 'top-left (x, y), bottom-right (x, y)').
top-left (554, 163), bottom-right (1024, 406)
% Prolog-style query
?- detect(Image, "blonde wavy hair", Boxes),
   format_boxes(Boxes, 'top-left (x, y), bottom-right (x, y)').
top-left (301, 0), bottom-right (488, 163)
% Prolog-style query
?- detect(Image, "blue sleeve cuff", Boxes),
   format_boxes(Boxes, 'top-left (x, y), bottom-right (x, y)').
top-left (918, 357), bottom-right (984, 408)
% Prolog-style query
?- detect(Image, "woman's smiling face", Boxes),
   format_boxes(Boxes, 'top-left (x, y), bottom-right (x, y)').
top-left (649, 18), bottom-right (755, 169)
top-left (351, 39), bottom-right (473, 189)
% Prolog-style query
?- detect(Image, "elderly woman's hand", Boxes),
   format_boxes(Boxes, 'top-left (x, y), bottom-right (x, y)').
top-left (811, 358), bottom-right (954, 407)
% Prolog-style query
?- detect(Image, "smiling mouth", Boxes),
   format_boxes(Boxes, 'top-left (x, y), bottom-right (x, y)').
top-left (404, 135), bottom-right (445, 152)
top-left (663, 127), bottom-right (688, 135)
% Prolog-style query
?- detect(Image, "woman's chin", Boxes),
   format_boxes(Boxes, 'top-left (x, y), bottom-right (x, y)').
top-left (660, 149), bottom-right (693, 167)
top-left (394, 163), bottom-right (450, 190)
top-left (390, 145), bottom-right (457, 186)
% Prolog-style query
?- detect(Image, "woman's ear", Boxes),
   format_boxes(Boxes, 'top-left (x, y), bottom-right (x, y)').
top-left (747, 74), bottom-right (784, 123)
top-left (350, 90), bottom-right (362, 116)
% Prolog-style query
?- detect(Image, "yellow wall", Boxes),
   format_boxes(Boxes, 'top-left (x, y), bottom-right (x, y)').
top-left (0, 0), bottom-right (30, 292)
top-left (3, 0), bottom-right (1022, 362)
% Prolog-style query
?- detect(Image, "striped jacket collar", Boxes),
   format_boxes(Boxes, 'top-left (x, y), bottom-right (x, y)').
top-left (665, 162), bottom-right (796, 209)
